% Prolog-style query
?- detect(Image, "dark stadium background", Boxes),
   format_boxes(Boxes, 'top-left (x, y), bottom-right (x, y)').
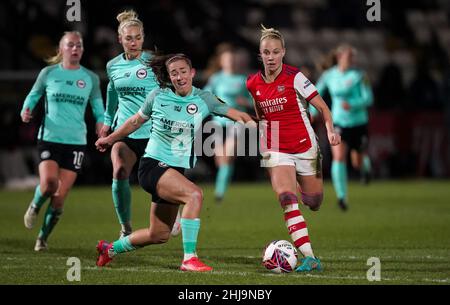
top-left (0, 0), bottom-right (449, 188)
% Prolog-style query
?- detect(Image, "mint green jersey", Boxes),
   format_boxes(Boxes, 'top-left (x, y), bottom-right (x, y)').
top-left (315, 66), bottom-right (373, 128)
top-left (138, 87), bottom-right (230, 169)
top-left (21, 64), bottom-right (104, 145)
top-left (105, 52), bottom-right (158, 139)
top-left (204, 71), bottom-right (251, 126)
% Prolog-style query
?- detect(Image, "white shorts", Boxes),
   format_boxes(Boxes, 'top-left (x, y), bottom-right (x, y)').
top-left (260, 145), bottom-right (322, 176)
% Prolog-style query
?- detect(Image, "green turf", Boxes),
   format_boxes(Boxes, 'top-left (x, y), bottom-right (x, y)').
top-left (0, 180), bottom-right (449, 284)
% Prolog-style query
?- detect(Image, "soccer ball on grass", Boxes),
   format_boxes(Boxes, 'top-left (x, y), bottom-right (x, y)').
top-left (262, 240), bottom-right (298, 273)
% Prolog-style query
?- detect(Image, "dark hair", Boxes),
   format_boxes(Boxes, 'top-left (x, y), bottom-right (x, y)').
top-left (148, 53), bottom-right (192, 88)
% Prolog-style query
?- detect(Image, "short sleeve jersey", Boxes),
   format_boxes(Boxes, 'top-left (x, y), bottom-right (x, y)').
top-left (246, 64), bottom-right (318, 154)
top-left (315, 66), bottom-right (373, 128)
top-left (204, 71), bottom-right (251, 126)
top-left (105, 52), bottom-right (158, 139)
top-left (21, 64), bottom-right (104, 145)
top-left (139, 87), bottom-right (230, 169)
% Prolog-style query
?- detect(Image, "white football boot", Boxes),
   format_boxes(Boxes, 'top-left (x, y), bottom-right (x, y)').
top-left (34, 238), bottom-right (48, 251)
top-left (24, 203), bottom-right (38, 229)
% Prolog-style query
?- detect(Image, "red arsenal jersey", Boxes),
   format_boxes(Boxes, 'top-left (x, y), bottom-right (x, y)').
top-left (247, 64), bottom-right (319, 154)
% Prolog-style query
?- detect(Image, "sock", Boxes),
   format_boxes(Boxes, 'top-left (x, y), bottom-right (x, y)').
top-left (279, 192), bottom-right (315, 258)
top-left (112, 179), bottom-right (131, 225)
top-left (180, 218), bottom-right (200, 261)
top-left (32, 185), bottom-right (49, 211)
top-left (215, 164), bottom-right (233, 198)
top-left (111, 236), bottom-right (138, 256)
top-left (362, 155), bottom-right (371, 174)
top-left (121, 223), bottom-right (132, 235)
top-left (38, 206), bottom-right (63, 241)
top-left (331, 161), bottom-right (348, 200)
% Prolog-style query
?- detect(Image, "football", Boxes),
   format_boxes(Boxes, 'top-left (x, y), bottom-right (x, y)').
top-left (262, 240), bottom-right (298, 273)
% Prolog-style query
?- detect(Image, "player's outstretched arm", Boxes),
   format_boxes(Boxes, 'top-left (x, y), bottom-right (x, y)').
top-left (225, 108), bottom-right (257, 127)
top-left (309, 95), bottom-right (341, 146)
top-left (95, 113), bottom-right (147, 152)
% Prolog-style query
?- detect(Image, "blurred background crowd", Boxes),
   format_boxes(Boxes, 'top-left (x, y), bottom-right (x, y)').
top-left (1, 0), bottom-right (449, 188)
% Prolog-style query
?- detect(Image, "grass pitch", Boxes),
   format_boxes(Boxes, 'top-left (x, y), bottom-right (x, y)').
top-left (0, 180), bottom-right (449, 285)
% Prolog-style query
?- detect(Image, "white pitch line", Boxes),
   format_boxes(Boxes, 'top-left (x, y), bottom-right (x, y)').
top-left (2, 264), bottom-right (448, 283)
top-left (85, 266), bottom-right (449, 283)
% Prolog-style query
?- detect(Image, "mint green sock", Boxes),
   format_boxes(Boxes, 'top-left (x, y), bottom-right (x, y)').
top-left (112, 236), bottom-right (138, 255)
top-left (32, 185), bottom-right (49, 211)
top-left (38, 206), bottom-right (63, 241)
top-left (215, 164), bottom-right (233, 198)
top-left (362, 155), bottom-right (372, 174)
top-left (180, 218), bottom-right (200, 255)
top-left (112, 179), bottom-right (131, 224)
top-left (331, 161), bottom-right (347, 200)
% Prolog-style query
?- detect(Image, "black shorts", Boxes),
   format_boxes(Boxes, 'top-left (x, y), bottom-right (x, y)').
top-left (117, 137), bottom-right (149, 158)
top-left (138, 157), bottom-right (185, 205)
top-left (38, 141), bottom-right (86, 173)
top-left (334, 124), bottom-right (369, 152)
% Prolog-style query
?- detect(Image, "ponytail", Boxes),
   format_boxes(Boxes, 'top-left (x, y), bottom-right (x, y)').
top-left (148, 53), bottom-right (192, 88)
top-left (116, 9), bottom-right (144, 35)
top-left (317, 44), bottom-right (356, 72)
top-left (316, 49), bottom-right (338, 72)
top-left (148, 53), bottom-right (172, 88)
top-left (260, 24), bottom-right (285, 48)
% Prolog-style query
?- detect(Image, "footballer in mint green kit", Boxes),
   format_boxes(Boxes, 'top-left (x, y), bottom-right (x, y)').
top-left (203, 46), bottom-right (252, 202)
top-left (139, 87), bottom-right (230, 169)
top-left (95, 53), bottom-right (255, 272)
top-left (313, 44), bottom-right (373, 211)
top-left (22, 31), bottom-right (104, 251)
top-left (99, 10), bottom-right (159, 239)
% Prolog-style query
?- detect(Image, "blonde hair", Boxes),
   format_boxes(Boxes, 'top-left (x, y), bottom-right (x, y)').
top-left (260, 24), bottom-right (285, 48)
top-left (45, 31), bottom-right (83, 65)
top-left (336, 44), bottom-right (357, 57)
top-left (316, 44), bottom-right (357, 72)
top-left (117, 9), bottom-right (144, 36)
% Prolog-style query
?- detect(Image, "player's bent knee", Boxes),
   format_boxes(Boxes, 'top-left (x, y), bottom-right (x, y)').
top-left (148, 230), bottom-right (170, 244)
top-left (278, 192), bottom-right (298, 208)
top-left (113, 166), bottom-right (129, 180)
top-left (301, 192), bottom-right (323, 211)
top-left (41, 179), bottom-right (59, 196)
top-left (189, 188), bottom-right (203, 205)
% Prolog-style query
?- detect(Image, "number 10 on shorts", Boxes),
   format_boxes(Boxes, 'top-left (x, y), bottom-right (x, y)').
top-left (73, 151), bottom-right (84, 169)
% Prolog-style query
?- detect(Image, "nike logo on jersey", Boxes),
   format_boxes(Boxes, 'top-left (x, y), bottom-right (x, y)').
top-left (161, 104), bottom-right (170, 107)
top-left (256, 90), bottom-right (261, 96)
